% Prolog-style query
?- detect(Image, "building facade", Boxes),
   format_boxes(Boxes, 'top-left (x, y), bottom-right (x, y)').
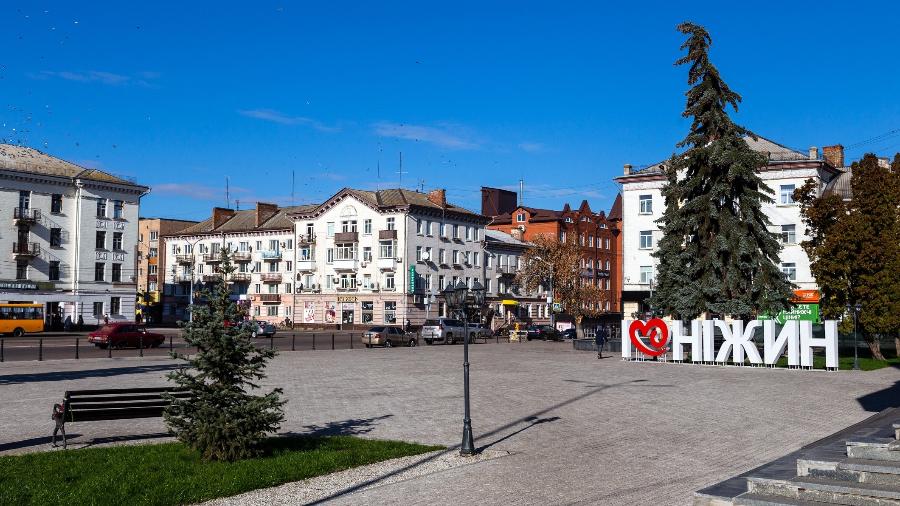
top-left (136, 218), bottom-right (197, 323)
top-left (483, 229), bottom-right (551, 328)
top-left (0, 144), bottom-right (149, 326)
top-left (614, 137), bottom-right (842, 318)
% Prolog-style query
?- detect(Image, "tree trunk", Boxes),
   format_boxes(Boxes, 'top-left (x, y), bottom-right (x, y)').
top-left (866, 334), bottom-right (885, 361)
top-left (895, 334), bottom-right (900, 359)
top-left (575, 316), bottom-right (583, 338)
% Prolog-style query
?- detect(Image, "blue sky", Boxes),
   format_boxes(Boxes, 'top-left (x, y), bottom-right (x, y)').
top-left (2, 1), bottom-right (899, 220)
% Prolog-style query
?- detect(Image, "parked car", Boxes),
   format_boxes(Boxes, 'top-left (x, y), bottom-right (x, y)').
top-left (362, 326), bottom-right (417, 347)
top-left (467, 323), bottom-right (492, 339)
top-left (560, 328), bottom-right (577, 339)
top-left (526, 325), bottom-right (561, 341)
top-left (245, 321), bottom-right (277, 338)
top-left (88, 323), bottom-right (165, 349)
top-left (420, 318), bottom-right (466, 345)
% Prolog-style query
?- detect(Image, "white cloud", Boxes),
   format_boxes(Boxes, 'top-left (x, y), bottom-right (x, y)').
top-left (372, 121), bottom-right (480, 150)
top-left (518, 142), bottom-right (546, 153)
top-left (238, 109), bottom-right (340, 133)
top-left (154, 182), bottom-right (249, 200)
top-left (33, 70), bottom-right (159, 86)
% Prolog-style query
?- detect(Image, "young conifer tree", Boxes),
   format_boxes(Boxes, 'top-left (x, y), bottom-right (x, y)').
top-left (652, 22), bottom-right (793, 318)
top-left (165, 250), bottom-right (285, 461)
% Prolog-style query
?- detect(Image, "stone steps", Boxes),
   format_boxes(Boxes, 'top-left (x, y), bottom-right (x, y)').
top-left (799, 458), bottom-right (900, 486)
top-left (746, 476), bottom-right (900, 504)
top-left (733, 492), bottom-right (830, 506)
top-left (846, 440), bottom-right (900, 463)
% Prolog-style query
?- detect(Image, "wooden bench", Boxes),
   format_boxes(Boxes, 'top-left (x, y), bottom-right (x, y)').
top-left (52, 387), bottom-right (191, 449)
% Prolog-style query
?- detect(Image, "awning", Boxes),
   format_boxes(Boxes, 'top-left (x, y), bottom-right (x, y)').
top-left (501, 299), bottom-right (518, 306)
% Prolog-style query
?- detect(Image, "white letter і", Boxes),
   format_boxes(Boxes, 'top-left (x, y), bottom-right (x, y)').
top-left (671, 320), bottom-right (702, 362)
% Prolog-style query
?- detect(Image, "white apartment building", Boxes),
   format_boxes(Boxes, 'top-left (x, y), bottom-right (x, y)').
top-left (614, 137), bottom-right (842, 317)
top-left (160, 203), bottom-right (304, 323)
top-left (0, 144), bottom-right (149, 325)
top-left (289, 188), bottom-right (489, 328)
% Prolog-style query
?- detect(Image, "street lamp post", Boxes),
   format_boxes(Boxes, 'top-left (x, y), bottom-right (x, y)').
top-left (443, 279), bottom-right (485, 456)
top-left (847, 303), bottom-right (862, 371)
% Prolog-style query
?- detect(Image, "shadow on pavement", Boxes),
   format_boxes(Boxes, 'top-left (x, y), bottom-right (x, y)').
top-left (857, 366), bottom-right (900, 412)
top-left (307, 378), bottom-right (673, 505)
top-left (0, 434), bottom-right (82, 453)
top-left (476, 415), bottom-right (561, 452)
top-left (290, 414), bottom-right (395, 437)
top-left (0, 364), bottom-right (180, 386)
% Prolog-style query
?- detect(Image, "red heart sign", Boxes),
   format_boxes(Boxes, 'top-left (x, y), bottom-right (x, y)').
top-left (629, 318), bottom-right (669, 357)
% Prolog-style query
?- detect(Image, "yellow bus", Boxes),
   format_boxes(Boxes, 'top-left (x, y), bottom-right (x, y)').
top-left (0, 303), bottom-right (45, 336)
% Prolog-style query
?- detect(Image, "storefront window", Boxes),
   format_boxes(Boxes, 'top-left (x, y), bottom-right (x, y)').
top-left (362, 301), bottom-right (374, 323)
top-left (384, 301), bottom-right (397, 323)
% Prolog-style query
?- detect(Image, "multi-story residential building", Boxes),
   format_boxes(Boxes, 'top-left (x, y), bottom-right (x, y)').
top-left (0, 144), bottom-right (149, 325)
top-left (614, 136), bottom-right (843, 318)
top-left (136, 217), bottom-right (197, 323)
top-left (481, 187), bottom-right (622, 326)
top-left (160, 203), bottom-right (306, 324)
top-left (483, 229), bottom-right (550, 328)
top-left (288, 188), bottom-right (489, 328)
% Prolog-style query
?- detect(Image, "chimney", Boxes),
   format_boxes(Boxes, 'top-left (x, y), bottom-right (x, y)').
top-left (255, 202), bottom-right (279, 227)
top-left (212, 207), bottom-right (235, 229)
top-left (808, 146), bottom-right (818, 160)
top-left (623, 164), bottom-right (633, 175)
top-left (822, 145), bottom-right (844, 168)
top-left (427, 189), bottom-right (447, 208)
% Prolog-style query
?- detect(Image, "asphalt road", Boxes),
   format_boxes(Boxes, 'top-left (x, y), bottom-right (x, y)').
top-left (0, 330), bottom-right (508, 362)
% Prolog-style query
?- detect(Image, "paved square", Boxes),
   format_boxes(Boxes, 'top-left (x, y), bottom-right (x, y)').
top-left (1, 343), bottom-right (897, 505)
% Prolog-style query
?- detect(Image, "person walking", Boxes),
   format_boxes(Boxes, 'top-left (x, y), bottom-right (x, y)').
top-left (595, 325), bottom-right (608, 359)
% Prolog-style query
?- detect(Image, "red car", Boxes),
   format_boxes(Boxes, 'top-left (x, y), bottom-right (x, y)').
top-left (88, 323), bottom-right (165, 349)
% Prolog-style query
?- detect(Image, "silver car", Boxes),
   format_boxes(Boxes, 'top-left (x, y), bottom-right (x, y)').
top-left (420, 318), bottom-right (466, 345)
top-left (467, 323), bottom-right (492, 338)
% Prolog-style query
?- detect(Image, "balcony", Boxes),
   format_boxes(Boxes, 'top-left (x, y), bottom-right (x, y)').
top-left (174, 274), bottom-right (192, 284)
top-left (231, 272), bottom-right (252, 282)
top-left (379, 229), bottom-right (397, 240)
top-left (203, 253), bottom-right (222, 263)
top-left (496, 265), bottom-right (516, 275)
top-left (176, 254), bottom-right (194, 264)
top-left (333, 259), bottom-right (358, 271)
top-left (258, 293), bottom-right (281, 303)
top-left (296, 260), bottom-right (316, 271)
top-left (201, 273), bottom-right (222, 282)
top-left (377, 257), bottom-right (397, 270)
top-left (260, 273), bottom-right (282, 283)
top-left (298, 233), bottom-right (316, 244)
top-left (581, 268), bottom-right (594, 278)
top-left (12, 242), bottom-right (40, 259)
top-left (260, 250), bottom-right (282, 261)
top-left (334, 231), bottom-right (358, 243)
top-left (595, 269), bottom-right (610, 278)
top-left (232, 251), bottom-right (252, 262)
top-left (336, 284), bottom-right (358, 292)
top-left (13, 208), bottom-right (40, 225)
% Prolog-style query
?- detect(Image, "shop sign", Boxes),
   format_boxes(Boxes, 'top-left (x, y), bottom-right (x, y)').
top-left (0, 280), bottom-right (38, 290)
top-left (337, 296), bottom-right (357, 303)
top-left (758, 304), bottom-right (819, 325)
top-left (408, 266), bottom-right (416, 292)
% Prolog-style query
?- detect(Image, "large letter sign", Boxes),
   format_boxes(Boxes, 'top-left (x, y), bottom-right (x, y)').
top-left (621, 318), bottom-right (838, 370)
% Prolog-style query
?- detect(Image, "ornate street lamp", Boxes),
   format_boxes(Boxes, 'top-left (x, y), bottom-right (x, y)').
top-left (443, 279), bottom-right (485, 456)
top-left (846, 303), bottom-right (862, 371)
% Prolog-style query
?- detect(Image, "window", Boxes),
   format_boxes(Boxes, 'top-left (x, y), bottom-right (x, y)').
top-left (516, 213), bottom-right (526, 222)
top-left (93, 301), bottom-right (104, 317)
top-left (150, 231), bottom-right (159, 241)
top-left (485, 278), bottom-right (492, 293)
top-left (112, 264), bottom-right (122, 282)
top-left (50, 228), bottom-right (62, 247)
top-left (51, 194), bottom-right (63, 213)
top-left (386, 217), bottom-right (396, 230)
top-left (362, 301), bottom-right (374, 323)
top-left (384, 301), bottom-right (397, 323)
top-left (110, 297), bottom-right (121, 315)
top-left (416, 246), bottom-right (423, 261)
top-left (453, 250), bottom-right (460, 265)
top-left (781, 224), bottom-right (796, 244)
top-left (341, 220), bottom-right (357, 232)
top-left (94, 263), bottom-right (105, 282)
top-left (49, 261), bottom-right (60, 281)
top-left (384, 273), bottom-right (395, 290)
top-left (639, 266), bottom-right (654, 284)
top-left (417, 220), bottom-right (425, 235)
top-left (438, 275), bottom-right (445, 290)
top-left (339, 274), bottom-right (357, 289)
top-left (113, 200), bottom-right (124, 219)
top-left (95, 231), bottom-right (106, 249)
top-left (148, 264), bottom-right (157, 275)
top-left (589, 236), bottom-right (594, 247)
top-left (782, 262), bottom-right (797, 280)
top-left (379, 240), bottom-right (393, 258)
top-left (96, 199), bottom-right (107, 218)
top-left (464, 251), bottom-right (471, 265)
top-left (425, 274), bottom-right (433, 291)
top-left (440, 223), bottom-right (447, 237)
top-left (639, 231), bottom-right (653, 249)
top-left (112, 232), bottom-right (123, 251)
top-left (466, 226), bottom-right (473, 241)
top-left (336, 243), bottom-right (356, 260)
top-left (362, 246), bottom-right (372, 262)
top-left (639, 194), bottom-right (653, 214)
top-left (362, 274), bottom-right (372, 289)
top-left (439, 249), bottom-right (446, 264)
top-left (780, 184), bottom-right (796, 205)
top-left (473, 251), bottom-right (480, 267)
top-left (426, 220), bottom-right (433, 235)
top-left (327, 222), bottom-right (335, 237)
top-left (326, 249), bottom-right (334, 263)
top-left (149, 247), bottom-right (158, 258)
top-left (286, 261), bottom-right (293, 271)
top-left (255, 241), bottom-right (262, 250)
top-left (453, 224), bottom-right (460, 239)
top-left (267, 306), bottom-right (279, 317)
top-left (486, 253), bottom-right (493, 268)
top-left (16, 260), bottom-right (28, 280)
top-left (364, 219), bottom-right (372, 234)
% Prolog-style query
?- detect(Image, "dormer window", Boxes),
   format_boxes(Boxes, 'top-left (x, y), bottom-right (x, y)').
top-left (565, 217), bottom-right (573, 223)
top-left (516, 213), bottom-right (526, 222)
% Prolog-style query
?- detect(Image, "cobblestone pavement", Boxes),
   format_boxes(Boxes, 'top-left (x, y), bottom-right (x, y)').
top-left (1, 342), bottom-right (897, 505)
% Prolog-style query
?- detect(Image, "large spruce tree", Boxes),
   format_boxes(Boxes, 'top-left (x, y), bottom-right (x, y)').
top-left (165, 251), bottom-right (285, 461)
top-left (650, 23), bottom-right (793, 318)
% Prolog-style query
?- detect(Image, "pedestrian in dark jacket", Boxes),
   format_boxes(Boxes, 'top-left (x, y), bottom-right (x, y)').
top-left (595, 325), bottom-right (608, 359)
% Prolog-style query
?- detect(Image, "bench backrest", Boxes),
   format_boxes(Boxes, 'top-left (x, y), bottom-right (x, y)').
top-left (63, 387), bottom-right (191, 422)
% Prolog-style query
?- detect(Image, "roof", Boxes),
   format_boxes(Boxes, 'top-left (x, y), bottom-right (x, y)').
top-left (490, 206), bottom-right (561, 225)
top-left (0, 143), bottom-right (145, 187)
top-left (178, 204), bottom-right (318, 236)
top-left (824, 167), bottom-right (852, 201)
top-left (293, 188), bottom-right (485, 221)
top-left (484, 229), bottom-right (528, 246)
top-left (608, 194), bottom-right (623, 221)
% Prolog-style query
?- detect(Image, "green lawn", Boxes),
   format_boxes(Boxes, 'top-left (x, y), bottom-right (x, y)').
top-left (0, 436), bottom-right (444, 505)
top-left (775, 354), bottom-right (900, 371)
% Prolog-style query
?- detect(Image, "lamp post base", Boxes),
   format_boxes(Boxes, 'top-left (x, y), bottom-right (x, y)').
top-left (460, 419), bottom-right (475, 456)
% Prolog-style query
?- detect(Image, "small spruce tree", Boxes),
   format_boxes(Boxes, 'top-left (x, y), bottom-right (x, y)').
top-left (651, 22), bottom-right (794, 318)
top-left (165, 250), bottom-right (285, 461)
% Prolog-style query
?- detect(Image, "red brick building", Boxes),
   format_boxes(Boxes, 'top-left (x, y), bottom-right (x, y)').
top-left (481, 187), bottom-right (623, 325)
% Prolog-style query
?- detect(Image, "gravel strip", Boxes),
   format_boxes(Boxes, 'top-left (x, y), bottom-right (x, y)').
top-left (202, 448), bottom-right (510, 505)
